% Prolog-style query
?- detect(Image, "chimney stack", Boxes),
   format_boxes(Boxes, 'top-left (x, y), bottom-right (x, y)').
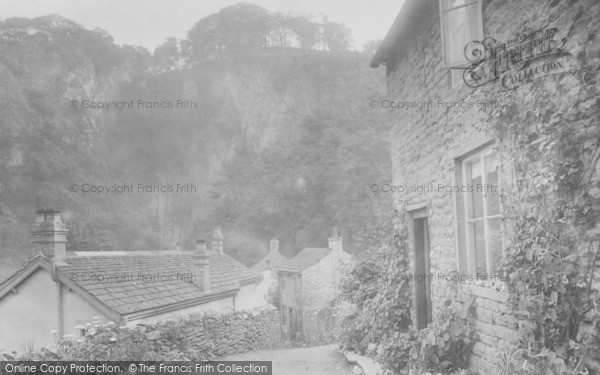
top-left (269, 238), bottom-right (279, 254)
top-left (328, 227), bottom-right (342, 253)
top-left (31, 209), bottom-right (68, 265)
top-left (195, 239), bottom-right (211, 293)
top-left (211, 227), bottom-right (224, 254)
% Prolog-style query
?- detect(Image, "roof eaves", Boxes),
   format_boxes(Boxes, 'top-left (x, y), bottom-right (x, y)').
top-left (240, 274), bottom-right (261, 286)
top-left (278, 270), bottom-right (302, 276)
top-left (123, 289), bottom-right (238, 321)
top-left (54, 269), bottom-right (124, 323)
top-left (370, 0), bottom-right (434, 69)
top-left (0, 255), bottom-right (49, 301)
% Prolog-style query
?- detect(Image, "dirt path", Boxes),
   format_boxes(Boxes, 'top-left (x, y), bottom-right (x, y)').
top-left (221, 344), bottom-right (355, 375)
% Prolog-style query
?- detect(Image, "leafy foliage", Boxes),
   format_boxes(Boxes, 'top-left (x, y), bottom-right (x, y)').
top-left (487, 52), bottom-right (600, 373)
top-left (265, 280), bottom-right (280, 308)
top-left (182, 3), bottom-right (351, 65)
top-left (0, 5), bottom-right (387, 275)
top-left (338, 221), bottom-right (476, 374)
top-left (338, 215), bottom-right (412, 349)
top-left (403, 297), bottom-right (475, 375)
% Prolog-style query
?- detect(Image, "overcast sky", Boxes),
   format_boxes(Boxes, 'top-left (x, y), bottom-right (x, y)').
top-left (0, 0), bottom-right (404, 52)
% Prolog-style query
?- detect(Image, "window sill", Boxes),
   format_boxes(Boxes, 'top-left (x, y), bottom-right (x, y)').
top-left (442, 60), bottom-right (471, 70)
top-left (458, 282), bottom-right (510, 303)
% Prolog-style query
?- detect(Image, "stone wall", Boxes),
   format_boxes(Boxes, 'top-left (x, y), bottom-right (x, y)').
top-left (457, 285), bottom-right (529, 372)
top-left (0, 307), bottom-right (282, 361)
top-left (383, 0), bottom-right (600, 371)
top-left (140, 306), bottom-right (282, 358)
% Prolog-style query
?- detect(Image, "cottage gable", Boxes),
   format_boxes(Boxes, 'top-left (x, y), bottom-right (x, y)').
top-left (277, 247), bottom-right (331, 274)
top-left (251, 238), bottom-right (289, 273)
top-left (0, 211), bottom-right (263, 351)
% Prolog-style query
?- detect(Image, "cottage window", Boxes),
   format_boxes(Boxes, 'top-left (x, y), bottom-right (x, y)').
top-left (458, 146), bottom-right (502, 277)
top-left (439, 0), bottom-right (483, 84)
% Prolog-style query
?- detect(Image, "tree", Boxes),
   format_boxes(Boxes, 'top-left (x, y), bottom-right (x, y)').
top-left (361, 39), bottom-right (383, 57)
top-left (153, 37), bottom-right (181, 72)
top-left (186, 3), bottom-right (272, 62)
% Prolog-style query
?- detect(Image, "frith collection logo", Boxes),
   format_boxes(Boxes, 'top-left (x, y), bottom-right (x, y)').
top-left (463, 27), bottom-right (572, 90)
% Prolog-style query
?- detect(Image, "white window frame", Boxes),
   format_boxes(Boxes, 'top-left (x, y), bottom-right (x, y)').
top-left (460, 146), bottom-right (502, 276)
top-left (439, 0), bottom-right (484, 86)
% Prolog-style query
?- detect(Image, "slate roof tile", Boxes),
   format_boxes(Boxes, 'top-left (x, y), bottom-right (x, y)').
top-left (277, 248), bottom-right (331, 273)
top-left (251, 251), bottom-right (289, 273)
top-left (53, 250), bottom-right (259, 315)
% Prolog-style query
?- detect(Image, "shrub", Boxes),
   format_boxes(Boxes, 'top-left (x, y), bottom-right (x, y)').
top-left (405, 297), bottom-right (475, 374)
top-left (265, 280), bottom-right (280, 308)
top-left (12, 309), bottom-right (282, 362)
top-left (302, 301), bottom-right (350, 345)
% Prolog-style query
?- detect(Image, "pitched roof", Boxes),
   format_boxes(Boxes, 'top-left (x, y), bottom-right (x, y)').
top-left (210, 251), bottom-right (262, 286)
top-left (0, 253), bottom-right (47, 290)
top-left (251, 250), bottom-right (289, 273)
top-left (277, 247), bottom-right (331, 274)
top-left (0, 250), bottom-right (260, 318)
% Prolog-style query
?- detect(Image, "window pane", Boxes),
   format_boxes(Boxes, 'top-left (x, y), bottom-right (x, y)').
top-left (484, 154), bottom-right (500, 215)
top-left (487, 218), bottom-right (502, 273)
top-left (468, 159), bottom-right (484, 219)
top-left (473, 220), bottom-right (486, 275)
top-left (465, 4), bottom-right (481, 43)
top-left (444, 8), bottom-right (467, 63)
top-left (443, 3), bottom-right (480, 64)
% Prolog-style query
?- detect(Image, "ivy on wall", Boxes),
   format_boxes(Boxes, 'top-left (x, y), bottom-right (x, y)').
top-left (489, 52), bottom-right (600, 373)
top-left (338, 214), bottom-right (477, 374)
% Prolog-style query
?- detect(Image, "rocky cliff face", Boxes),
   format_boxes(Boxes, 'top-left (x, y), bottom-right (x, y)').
top-left (0, 14), bottom-right (388, 278)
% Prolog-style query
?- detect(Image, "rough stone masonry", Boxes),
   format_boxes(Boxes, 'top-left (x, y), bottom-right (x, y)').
top-left (380, 0), bottom-right (600, 371)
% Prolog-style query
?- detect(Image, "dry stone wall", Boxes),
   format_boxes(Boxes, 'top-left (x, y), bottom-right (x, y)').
top-left (0, 307), bottom-right (282, 361)
top-left (141, 307), bottom-right (282, 358)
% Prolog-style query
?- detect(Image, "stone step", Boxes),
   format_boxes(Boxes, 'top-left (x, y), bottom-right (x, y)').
top-left (343, 350), bottom-right (383, 375)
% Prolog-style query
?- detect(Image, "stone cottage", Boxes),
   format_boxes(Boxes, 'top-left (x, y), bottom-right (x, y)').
top-left (252, 238), bottom-right (289, 277)
top-left (371, 0), bottom-right (599, 372)
top-left (252, 238), bottom-right (289, 307)
top-left (278, 229), bottom-right (351, 340)
top-left (0, 209), bottom-right (262, 351)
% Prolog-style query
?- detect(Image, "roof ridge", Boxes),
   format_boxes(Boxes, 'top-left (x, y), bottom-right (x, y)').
top-left (72, 250), bottom-right (193, 257)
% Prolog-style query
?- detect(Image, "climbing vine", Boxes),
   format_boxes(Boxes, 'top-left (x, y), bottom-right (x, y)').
top-left (338, 214), bottom-right (414, 370)
top-left (490, 57), bottom-right (600, 374)
top-left (338, 214), bottom-right (477, 374)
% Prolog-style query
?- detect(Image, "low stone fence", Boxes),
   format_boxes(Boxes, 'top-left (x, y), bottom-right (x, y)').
top-left (142, 307), bottom-right (282, 358)
top-left (0, 307), bottom-right (282, 361)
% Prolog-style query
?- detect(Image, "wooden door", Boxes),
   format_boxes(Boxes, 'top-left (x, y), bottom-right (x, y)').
top-left (414, 216), bottom-right (432, 329)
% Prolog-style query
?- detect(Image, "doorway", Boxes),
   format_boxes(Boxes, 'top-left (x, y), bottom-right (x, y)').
top-left (412, 211), bottom-right (432, 329)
